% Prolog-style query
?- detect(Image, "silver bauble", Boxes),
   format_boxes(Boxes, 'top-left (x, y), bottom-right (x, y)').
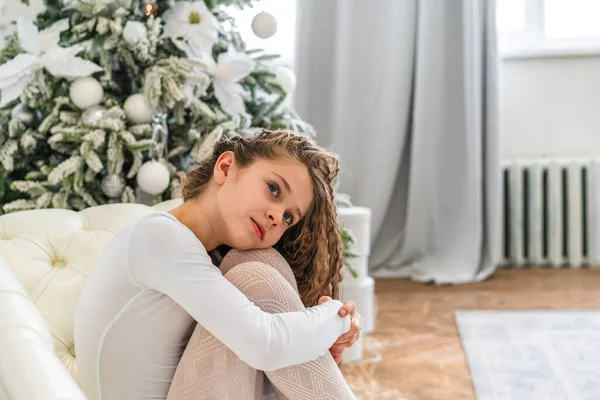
top-left (102, 174), bottom-right (126, 199)
top-left (81, 105), bottom-right (107, 127)
top-left (11, 104), bottom-right (36, 126)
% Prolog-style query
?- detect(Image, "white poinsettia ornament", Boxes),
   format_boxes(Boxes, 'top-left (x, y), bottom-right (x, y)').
top-left (0, 18), bottom-right (103, 108)
top-left (206, 50), bottom-right (255, 116)
top-left (162, 1), bottom-right (219, 56)
top-left (180, 43), bottom-right (255, 116)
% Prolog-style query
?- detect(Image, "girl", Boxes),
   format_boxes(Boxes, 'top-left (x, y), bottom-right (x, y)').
top-left (74, 130), bottom-right (360, 400)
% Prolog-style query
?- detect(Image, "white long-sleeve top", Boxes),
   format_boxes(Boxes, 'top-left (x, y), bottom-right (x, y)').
top-left (74, 212), bottom-right (350, 400)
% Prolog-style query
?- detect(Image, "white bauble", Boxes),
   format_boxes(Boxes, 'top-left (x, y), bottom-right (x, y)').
top-left (123, 21), bottom-right (147, 45)
top-left (273, 66), bottom-right (297, 95)
top-left (124, 93), bottom-right (153, 124)
top-left (251, 11), bottom-right (277, 39)
top-left (70, 77), bottom-right (104, 109)
top-left (137, 160), bottom-right (170, 195)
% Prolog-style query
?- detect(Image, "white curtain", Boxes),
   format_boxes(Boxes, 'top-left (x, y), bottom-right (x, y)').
top-left (294, 0), bottom-right (501, 283)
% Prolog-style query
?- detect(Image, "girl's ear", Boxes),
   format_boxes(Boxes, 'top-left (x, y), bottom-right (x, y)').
top-left (213, 151), bottom-right (235, 185)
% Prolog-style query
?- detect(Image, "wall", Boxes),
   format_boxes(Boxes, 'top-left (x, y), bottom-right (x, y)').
top-left (500, 55), bottom-right (600, 159)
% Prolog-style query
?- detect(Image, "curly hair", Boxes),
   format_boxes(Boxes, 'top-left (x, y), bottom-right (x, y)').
top-left (182, 130), bottom-right (344, 307)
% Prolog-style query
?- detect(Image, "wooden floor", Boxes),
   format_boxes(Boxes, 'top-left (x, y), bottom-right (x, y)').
top-left (340, 268), bottom-right (600, 400)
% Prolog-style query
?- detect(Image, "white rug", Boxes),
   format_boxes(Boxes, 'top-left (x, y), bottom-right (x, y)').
top-left (455, 310), bottom-right (600, 400)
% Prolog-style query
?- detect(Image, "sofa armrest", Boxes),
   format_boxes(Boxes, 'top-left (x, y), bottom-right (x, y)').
top-left (0, 331), bottom-right (87, 400)
top-left (0, 257), bottom-right (87, 400)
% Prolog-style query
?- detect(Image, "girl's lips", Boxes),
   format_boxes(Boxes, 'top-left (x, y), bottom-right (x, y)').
top-left (251, 218), bottom-right (264, 240)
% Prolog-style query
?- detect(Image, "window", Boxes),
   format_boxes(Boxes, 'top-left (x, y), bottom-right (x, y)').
top-left (496, 0), bottom-right (600, 57)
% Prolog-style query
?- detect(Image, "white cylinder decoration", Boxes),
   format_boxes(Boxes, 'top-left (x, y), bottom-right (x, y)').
top-left (340, 276), bottom-right (376, 364)
top-left (338, 207), bottom-right (371, 257)
top-left (273, 65), bottom-right (297, 95)
top-left (341, 276), bottom-right (376, 334)
top-left (69, 77), bottom-right (104, 109)
top-left (124, 93), bottom-right (153, 124)
top-left (251, 11), bottom-right (277, 39)
top-left (341, 335), bottom-right (363, 365)
top-left (338, 206), bottom-right (375, 364)
top-left (343, 254), bottom-right (369, 284)
top-left (136, 160), bottom-right (170, 195)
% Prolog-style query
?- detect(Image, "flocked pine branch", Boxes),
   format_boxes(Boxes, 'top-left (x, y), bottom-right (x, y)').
top-left (3, 0), bottom-right (330, 239)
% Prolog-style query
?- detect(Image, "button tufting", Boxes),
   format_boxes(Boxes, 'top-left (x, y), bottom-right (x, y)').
top-left (68, 344), bottom-right (76, 357)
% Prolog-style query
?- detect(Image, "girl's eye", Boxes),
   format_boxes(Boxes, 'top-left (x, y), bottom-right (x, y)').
top-left (284, 211), bottom-right (294, 225)
top-left (268, 182), bottom-right (279, 197)
top-left (268, 183), bottom-right (294, 225)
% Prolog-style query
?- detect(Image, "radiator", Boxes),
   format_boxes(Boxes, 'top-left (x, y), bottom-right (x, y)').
top-left (503, 158), bottom-right (600, 268)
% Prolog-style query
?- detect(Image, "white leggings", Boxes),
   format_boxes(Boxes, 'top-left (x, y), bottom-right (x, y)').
top-left (166, 248), bottom-right (356, 400)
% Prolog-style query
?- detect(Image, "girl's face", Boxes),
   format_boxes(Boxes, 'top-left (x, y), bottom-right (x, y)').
top-left (214, 152), bottom-right (314, 250)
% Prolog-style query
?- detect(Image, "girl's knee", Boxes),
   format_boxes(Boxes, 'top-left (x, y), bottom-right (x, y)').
top-left (221, 248), bottom-right (296, 289)
top-left (224, 262), bottom-right (284, 290)
top-left (224, 262), bottom-right (303, 313)
top-left (221, 248), bottom-right (285, 270)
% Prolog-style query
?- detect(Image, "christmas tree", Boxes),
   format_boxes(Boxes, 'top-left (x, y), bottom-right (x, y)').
top-left (0, 0), bottom-right (359, 274)
top-left (0, 0), bottom-right (314, 211)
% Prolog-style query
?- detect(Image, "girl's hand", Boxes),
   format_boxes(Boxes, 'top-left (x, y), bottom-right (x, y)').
top-left (318, 296), bottom-right (363, 364)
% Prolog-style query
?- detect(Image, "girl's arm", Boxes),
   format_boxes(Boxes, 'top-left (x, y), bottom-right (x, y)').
top-left (128, 214), bottom-right (350, 371)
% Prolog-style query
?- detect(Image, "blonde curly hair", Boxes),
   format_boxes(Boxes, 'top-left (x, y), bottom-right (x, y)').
top-left (182, 130), bottom-right (344, 307)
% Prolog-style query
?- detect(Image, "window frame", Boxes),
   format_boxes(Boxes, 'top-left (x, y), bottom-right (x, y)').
top-left (498, 0), bottom-right (600, 59)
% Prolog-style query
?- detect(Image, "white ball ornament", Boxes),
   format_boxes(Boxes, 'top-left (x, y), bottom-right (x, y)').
top-left (251, 11), bottom-right (277, 39)
top-left (136, 160), bottom-right (170, 195)
top-left (273, 66), bottom-right (297, 95)
top-left (69, 77), bottom-right (104, 109)
top-left (123, 21), bottom-right (147, 45)
top-left (124, 93), bottom-right (153, 124)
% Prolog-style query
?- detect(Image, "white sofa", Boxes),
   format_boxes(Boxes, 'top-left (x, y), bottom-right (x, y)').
top-left (0, 198), bottom-right (373, 399)
top-left (0, 199), bottom-right (181, 400)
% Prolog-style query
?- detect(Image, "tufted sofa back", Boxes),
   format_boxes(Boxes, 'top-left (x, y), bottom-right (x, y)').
top-left (0, 199), bottom-right (181, 392)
